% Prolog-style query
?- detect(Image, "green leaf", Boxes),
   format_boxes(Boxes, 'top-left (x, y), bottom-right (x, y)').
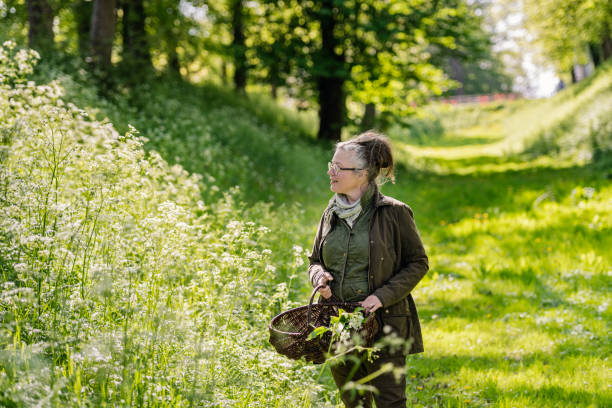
top-left (308, 326), bottom-right (329, 339)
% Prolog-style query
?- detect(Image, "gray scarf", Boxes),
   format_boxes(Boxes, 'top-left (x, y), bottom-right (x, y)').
top-left (329, 184), bottom-right (376, 228)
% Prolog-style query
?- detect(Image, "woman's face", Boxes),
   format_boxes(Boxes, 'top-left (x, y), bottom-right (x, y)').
top-left (328, 149), bottom-right (368, 196)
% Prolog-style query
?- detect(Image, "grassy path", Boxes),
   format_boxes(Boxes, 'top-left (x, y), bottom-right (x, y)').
top-left (287, 129), bottom-right (610, 406)
top-left (333, 123), bottom-right (611, 406)
top-left (288, 82), bottom-right (612, 404)
top-left (389, 164), bottom-right (610, 407)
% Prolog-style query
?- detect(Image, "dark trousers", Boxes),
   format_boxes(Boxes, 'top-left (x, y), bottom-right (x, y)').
top-left (329, 349), bottom-right (407, 408)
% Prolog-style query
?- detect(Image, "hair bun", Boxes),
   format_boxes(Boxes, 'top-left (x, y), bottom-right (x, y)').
top-left (340, 130), bottom-right (395, 185)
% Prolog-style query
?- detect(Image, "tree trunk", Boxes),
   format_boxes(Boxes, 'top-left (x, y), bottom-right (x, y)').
top-left (316, 0), bottom-right (346, 141)
top-left (589, 43), bottom-right (602, 67)
top-left (164, 21), bottom-right (180, 75)
top-left (231, 0), bottom-right (247, 92)
top-left (317, 78), bottom-right (345, 141)
top-left (602, 30), bottom-right (612, 61)
top-left (167, 44), bottom-right (181, 74)
top-left (26, 0), bottom-right (54, 51)
top-left (269, 62), bottom-right (280, 99)
top-left (91, 0), bottom-right (117, 69)
top-left (221, 61), bottom-right (228, 84)
top-left (361, 103), bottom-right (376, 131)
top-left (73, 1), bottom-right (92, 57)
top-left (449, 56), bottom-right (465, 95)
top-left (120, 0), bottom-right (150, 67)
top-left (570, 66), bottom-right (577, 84)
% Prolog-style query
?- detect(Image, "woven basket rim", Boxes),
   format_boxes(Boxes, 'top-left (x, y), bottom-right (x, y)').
top-left (268, 301), bottom-right (364, 336)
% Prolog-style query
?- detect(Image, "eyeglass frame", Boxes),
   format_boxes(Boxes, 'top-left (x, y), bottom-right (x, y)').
top-left (328, 161), bottom-right (364, 174)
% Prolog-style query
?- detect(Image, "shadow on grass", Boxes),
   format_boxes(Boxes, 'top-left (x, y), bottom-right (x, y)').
top-left (419, 289), bottom-right (608, 344)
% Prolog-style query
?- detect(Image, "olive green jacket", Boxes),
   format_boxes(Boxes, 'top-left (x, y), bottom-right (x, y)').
top-left (308, 189), bottom-right (429, 354)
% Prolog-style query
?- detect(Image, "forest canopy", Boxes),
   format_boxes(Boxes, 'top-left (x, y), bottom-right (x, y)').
top-left (2, 0), bottom-right (518, 140)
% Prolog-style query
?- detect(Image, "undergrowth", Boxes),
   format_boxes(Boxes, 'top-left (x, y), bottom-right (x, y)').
top-left (0, 41), bottom-right (327, 407)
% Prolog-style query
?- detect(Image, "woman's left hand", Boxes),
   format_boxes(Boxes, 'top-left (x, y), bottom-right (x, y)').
top-left (359, 295), bottom-right (382, 314)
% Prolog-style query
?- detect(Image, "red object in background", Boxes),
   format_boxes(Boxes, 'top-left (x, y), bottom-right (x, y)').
top-left (433, 93), bottom-right (520, 105)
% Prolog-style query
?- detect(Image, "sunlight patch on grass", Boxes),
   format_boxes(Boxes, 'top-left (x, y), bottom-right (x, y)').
top-left (392, 61), bottom-right (612, 176)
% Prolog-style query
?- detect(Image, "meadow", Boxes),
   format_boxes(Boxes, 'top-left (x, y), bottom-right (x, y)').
top-left (1, 42), bottom-right (611, 407)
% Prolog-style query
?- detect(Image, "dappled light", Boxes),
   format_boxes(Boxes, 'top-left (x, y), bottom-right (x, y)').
top-left (1, 0), bottom-right (611, 406)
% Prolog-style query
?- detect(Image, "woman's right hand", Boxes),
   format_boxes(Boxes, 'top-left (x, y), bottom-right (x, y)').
top-left (317, 272), bottom-right (334, 299)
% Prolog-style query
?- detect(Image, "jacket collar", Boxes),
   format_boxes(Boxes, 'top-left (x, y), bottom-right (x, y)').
top-left (373, 186), bottom-right (395, 208)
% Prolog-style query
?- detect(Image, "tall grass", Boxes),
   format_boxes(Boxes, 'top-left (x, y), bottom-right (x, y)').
top-left (0, 41), bottom-right (328, 407)
top-left (30, 54), bottom-right (328, 206)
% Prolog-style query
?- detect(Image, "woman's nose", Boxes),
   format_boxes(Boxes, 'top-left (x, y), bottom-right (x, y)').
top-left (327, 167), bottom-right (334, 176)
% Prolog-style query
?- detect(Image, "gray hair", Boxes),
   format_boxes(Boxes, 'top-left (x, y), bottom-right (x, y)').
top-left (335, 131), bottom-right (395, 185)
top-left (336, 141), bottom-right (367, 168)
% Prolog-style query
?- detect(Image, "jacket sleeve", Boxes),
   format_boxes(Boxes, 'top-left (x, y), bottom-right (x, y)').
top-left (372, 204), bottom-right (429, 307)
top-left (308, 211), bottom-right (327, 287)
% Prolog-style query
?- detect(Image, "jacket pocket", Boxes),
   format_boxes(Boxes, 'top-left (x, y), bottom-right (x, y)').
top-left (380, 314), bottom-right (409, 339)
top-left (385, 297), bottom-right (411, 317)
top-left (379, 297), bottom-right (411, 339)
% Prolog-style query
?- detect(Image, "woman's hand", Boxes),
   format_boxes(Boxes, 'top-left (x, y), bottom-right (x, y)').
top-left (317, 272), bottom-right (334, 299)
top-left (359, 295), bottom-right (382, 314)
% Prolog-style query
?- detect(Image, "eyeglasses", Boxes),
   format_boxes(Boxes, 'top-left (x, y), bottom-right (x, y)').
top-left (328, 162), bottom-right (363, 175)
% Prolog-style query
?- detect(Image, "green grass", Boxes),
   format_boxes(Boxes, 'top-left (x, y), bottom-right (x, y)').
top-left (1, 41), bottom-right (611, 407)
top-left (390, 59), bottom-right (612, 175)
top-left (387, 165), bottom-right (611, 407)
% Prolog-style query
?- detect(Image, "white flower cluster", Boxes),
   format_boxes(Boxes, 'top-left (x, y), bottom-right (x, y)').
top-left (0, 43), bottom-right (318, 407)
top-left (0, 41), bottom-right (40, 83)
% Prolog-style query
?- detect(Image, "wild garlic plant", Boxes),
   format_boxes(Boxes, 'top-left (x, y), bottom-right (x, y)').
top-left (308, 307), bottom-right (414, 403)
top-left (0, 42), bottom-right (326, 407)
top-left (309, 308), bottom-right (373, 357)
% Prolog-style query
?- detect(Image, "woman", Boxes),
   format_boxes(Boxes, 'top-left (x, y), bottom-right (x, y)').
top-left (308, 131), bottom-right (429, 407)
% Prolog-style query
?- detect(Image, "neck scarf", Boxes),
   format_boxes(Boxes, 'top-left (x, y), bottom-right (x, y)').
top-left (329, 184), bottom-right (376, 228)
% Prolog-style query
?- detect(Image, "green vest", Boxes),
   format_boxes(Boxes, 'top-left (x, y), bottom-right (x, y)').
top-left (321, 188), bottom-right (375, 302)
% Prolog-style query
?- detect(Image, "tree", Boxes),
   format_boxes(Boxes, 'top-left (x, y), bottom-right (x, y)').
top-left (315, 0), bottom-right (347, 140)
top-left (250, 0), bottom-right (458, 141)
top-left (426, 0), bottom-right (512, 96)
top-left (249, 2), bottom-right (312, 99)
top-left (602, 28), bottom-right (612, 60)
top-left (523, 0), bottom-right (612, 75)
top-left (145, 0), bottom-right (205, 75)
top-left (90, 0), bottom-right (117, 70)
top-left (202, 1), bottom-right (253, 91)
top-left (231, 0), bottom-right (247, 92)
top-left (311, 0), bottom-right (474, 137)
top-left (120, 0), bottom-right (150, 69)
top-left (345, 0), bottom-right (456, 129)
top-left (72, 0), bottom-right (93, 57)
top-left (26, 0), bottom-right (54, 51)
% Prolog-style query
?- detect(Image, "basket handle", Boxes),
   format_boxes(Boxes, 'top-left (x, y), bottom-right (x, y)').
top-left (307, 284), bottom-right (326, 330)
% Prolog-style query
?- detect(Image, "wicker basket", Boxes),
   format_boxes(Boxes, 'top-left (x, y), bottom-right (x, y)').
top-left (268, 285), bottom-right (379, 364)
